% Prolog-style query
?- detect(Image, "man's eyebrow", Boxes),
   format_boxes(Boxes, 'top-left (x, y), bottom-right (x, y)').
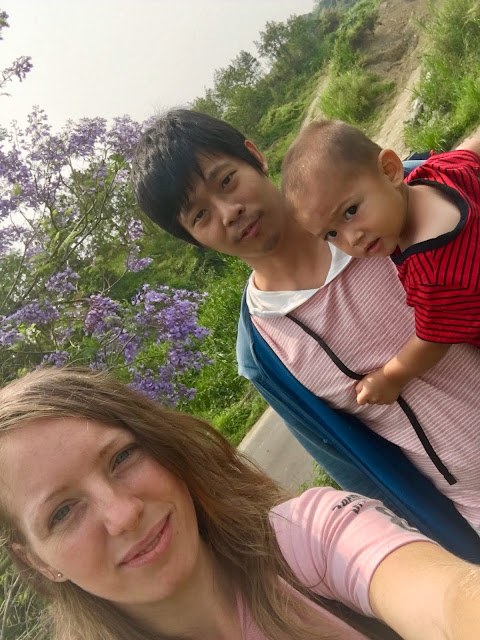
top-left (179, 160), bottom-right (233, 221)
top-left (203, 160), bottom-right (232, 184)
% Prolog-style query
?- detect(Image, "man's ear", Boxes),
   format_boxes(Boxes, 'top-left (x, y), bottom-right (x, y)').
top-left (378, 149), bottom-right (404, 187)
top-left (245, 140), bottom-right (268, 174)
top-left (11, 542), bottom-right (67, 582)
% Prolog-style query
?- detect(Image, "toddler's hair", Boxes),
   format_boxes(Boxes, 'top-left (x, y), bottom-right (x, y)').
top-left (282, 120), bottom-right (382, 204)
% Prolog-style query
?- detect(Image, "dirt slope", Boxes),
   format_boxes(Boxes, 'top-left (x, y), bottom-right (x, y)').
top-left (308, 0), bottom-right (431, 153)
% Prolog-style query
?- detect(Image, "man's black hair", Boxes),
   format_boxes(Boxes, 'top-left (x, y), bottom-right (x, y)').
top-left (131, 109), bottom-right (264, 246)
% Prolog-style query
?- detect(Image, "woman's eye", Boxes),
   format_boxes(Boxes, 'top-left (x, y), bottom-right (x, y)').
top-left (52, 504), bottom-right (71, 524)
top-left (113, 445), bottom-right (139, 469)
top-left (114, 447), bottom-right (133, 467)
top-left (325, 230), bottom-right (338, 240)
top-left (345, 205), bottom-right (358, 220)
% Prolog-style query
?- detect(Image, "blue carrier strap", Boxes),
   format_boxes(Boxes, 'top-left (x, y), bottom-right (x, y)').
top-left (237, 293), bottom-right (480, 563)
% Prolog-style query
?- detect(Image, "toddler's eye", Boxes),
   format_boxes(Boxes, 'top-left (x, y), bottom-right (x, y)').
top-left (345, 205), bottom-right (358, 220)
top-left (325, 230), bottom-right (338, 240)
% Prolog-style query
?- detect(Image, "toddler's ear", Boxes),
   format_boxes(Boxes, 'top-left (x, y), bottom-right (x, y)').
top-left (378, 149), bottom-right (404, 187)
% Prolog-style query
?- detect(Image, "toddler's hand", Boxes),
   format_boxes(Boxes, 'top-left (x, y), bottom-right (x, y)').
top-left (355, 369), bottom-right (402, 406)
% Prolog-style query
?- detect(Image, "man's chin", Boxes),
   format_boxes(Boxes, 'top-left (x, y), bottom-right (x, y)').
top-left (262, 231), bottom-right (281, 254)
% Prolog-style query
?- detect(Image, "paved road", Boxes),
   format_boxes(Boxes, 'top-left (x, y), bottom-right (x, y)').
top-left (238, 407), bottom-right (315, 491)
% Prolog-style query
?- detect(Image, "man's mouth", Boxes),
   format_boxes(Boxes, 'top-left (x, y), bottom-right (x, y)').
top-left (239, 217), bottom-right (260, 241)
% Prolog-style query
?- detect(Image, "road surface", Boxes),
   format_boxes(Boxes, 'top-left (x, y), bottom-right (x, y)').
top-left (238, 407), bottom-right (315, 491)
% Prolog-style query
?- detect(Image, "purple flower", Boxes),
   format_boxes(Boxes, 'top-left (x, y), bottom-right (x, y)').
top-left (84, 295), bottom-right (120, 336)
top-left (45, 267), bottom-right (80, 295)
top-left (41, 350), bottom-right (69, 367)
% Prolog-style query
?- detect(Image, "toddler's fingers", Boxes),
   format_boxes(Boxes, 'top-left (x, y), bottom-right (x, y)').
top-left (357, 387), bottom-right (369, 405)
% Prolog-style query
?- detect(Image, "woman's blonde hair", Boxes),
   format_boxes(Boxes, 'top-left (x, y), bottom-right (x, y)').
top-left (0, 368), bottom-right (397, 640)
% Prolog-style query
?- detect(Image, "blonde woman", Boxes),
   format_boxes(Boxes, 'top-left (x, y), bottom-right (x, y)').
top-left (0, 367), bottom-right (478, 640)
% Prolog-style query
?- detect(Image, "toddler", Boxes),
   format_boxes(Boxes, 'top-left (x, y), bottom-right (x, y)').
top-left (282, 119), bottom-right (480, 406)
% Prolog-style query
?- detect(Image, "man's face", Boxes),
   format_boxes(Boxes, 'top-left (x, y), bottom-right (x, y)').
top-left (178, 143), bottom-right (287, 259)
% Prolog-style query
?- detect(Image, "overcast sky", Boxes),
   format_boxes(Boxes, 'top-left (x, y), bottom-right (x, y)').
top-left (1, 0), bottom-right (314, 130)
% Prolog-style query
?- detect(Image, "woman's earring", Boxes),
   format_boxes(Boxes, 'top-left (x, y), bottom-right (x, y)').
top-left (56, 572), bottom-right (63, 578)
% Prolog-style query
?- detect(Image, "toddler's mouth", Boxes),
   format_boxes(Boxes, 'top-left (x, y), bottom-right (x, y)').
top-left (366, 238), bottom-right (381, 254)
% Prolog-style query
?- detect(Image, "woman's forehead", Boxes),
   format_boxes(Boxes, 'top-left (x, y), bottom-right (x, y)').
top-left (0, 418), bottom-right (131, 532)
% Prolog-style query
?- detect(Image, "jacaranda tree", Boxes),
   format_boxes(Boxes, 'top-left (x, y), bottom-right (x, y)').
top-left (0, 10), bottom-right (32, 97)
top-left (0, 106), bottom-right (210, 405)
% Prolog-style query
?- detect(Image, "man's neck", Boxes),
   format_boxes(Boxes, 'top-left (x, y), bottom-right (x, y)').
top-left (248, 218), bottom-right (332, 292)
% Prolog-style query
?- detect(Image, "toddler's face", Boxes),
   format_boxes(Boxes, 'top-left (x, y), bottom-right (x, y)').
top-left (288, 161), bottom-right (407, 258)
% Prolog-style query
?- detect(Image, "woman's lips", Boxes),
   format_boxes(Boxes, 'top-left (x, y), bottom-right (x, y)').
top-left (120, 515), bottom-right (172, 568)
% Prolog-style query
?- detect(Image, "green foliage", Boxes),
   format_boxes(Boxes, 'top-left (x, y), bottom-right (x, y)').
top-left (404, 0), bottom-right (480, 151)
top-left (259, 101), bottom-right (307, 147)
top-left (265, 127), bottom-right (301, 178)
top-left (183, 257), bottom-right (263, 432)
top-left (214, 389), bottom-right (267, 446)
top-left (0, 551), bottom-right (47, 640)
top-left (193, 10), bottom-right (343, 148)
top-left (320, 68), bottom-right (394, 124)
top-left (314, 0), bottom-right (360, 13)
top-left (299, 462), bottom-right (341, 492)
top-left (316, 0), bottom-right (390, 127)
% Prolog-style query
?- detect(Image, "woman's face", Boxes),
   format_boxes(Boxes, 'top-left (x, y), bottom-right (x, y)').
top-left (1, 417), bottom-right (201, 607)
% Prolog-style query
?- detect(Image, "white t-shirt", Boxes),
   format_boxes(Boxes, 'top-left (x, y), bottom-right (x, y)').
top-left (246, 243), bottom-right (352, 317)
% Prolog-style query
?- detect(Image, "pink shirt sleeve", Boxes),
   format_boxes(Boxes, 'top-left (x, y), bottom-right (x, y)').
top-left (270, 487), bottom-right (432, 616)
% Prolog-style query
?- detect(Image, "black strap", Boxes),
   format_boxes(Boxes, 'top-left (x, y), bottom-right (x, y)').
top-left (286, 312), bottom-right (456, 486)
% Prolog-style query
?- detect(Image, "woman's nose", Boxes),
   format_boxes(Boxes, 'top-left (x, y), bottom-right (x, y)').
top-left (101, 488), bottom-right (144, 536)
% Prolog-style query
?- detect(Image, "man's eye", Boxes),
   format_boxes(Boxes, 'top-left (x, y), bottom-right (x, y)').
top-left (222, 172), bottom-right (234, 187)
top-left (193, 209), bottom-right (206, 225)
top-left (325, 230), bottom-right (338, 240)
top-left (52, 504), bottom-right (71, 524)
top-left (345, 205), bottom-right (358, 220)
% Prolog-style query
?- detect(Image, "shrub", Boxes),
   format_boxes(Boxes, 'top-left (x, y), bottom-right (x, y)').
top-left (404, 0), bottom-right (480, 151)
top-left (320, 68), bottom-right (393, 123)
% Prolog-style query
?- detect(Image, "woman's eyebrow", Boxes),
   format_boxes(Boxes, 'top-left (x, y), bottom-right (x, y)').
top-left (30, 435), bottom-right (126, 529)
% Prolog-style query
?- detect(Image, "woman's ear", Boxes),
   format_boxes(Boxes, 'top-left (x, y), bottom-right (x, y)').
top-left (245, 140), bottom-right (268, 174)
top-left (11, 542), bottom-right (67, 582)
top-left (378, 149), bottom-right (404, 187)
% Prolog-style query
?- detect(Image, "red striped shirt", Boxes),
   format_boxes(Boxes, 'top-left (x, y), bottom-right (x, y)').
top-left (393, 150), bottom-right (480, 345)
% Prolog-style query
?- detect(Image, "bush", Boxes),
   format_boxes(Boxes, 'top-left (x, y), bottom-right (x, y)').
top-left (258, 101), bottom-right (307, 147)
top-left (404, 0), bottom-right (480, 151)
top-left (320, 68), bottom-right (393, 123)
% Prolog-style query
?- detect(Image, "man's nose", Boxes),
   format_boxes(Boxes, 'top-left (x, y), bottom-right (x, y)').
top-left (216, 198), bottom-right (245, 226)
top-left (101, 486), bottom-right (143, 536)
